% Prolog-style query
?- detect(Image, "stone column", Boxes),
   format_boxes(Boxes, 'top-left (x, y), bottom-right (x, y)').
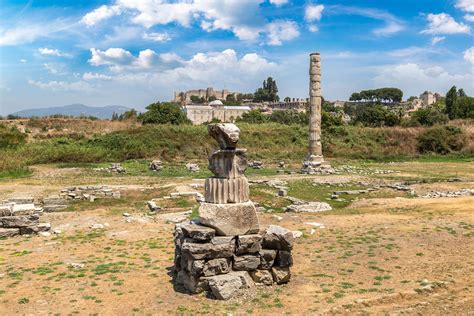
top-left (301, 53), bottom-right (333, 174)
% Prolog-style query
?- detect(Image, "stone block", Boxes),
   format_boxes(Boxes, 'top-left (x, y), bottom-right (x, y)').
top-left (19, 223), bottom-right (51, 235)
top-left (262, 225), bottom-right (293, 251)
top-left (250, 270), bottom-right (273, 285)
top-left (233, 255), bottom-right (260, 271)
top-left (0, 227), bottom-right (20, 238)
top-left (176, 270), bottom-right (209, 294)
top-left (271, 266), bottom-right (291, 284)
top-left (11, 204), bottom-right (37, 215)
top-left (236, 234), bottom-right (262, 255)
top-left (43, 205), bottom-right (68, 212)
top-left (181, 236), bottom-right (235, 260)
top-left (275, 250), bottom-right (293, 267)
top-left (199, 201), bottom-right (259, 236)
top-left (0, 215), bottom-right (39, 228)
top-left (233, 271), bottom-right (255, 289)
top-left (8, 197), bottom-right (34, 204)
top-left (259, 249), bottom-right (277, 269)
top-left (0, 205), bottom-right (12, 216)
top-left (181, 223), bottom-right (215, 242)
top-left (202, 258), bottom-right (231, 276)
top-left (207, 273), bottom-right (243, 300)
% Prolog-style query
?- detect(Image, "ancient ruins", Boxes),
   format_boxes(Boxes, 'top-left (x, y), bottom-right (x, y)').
top-left (301, 52), bottom-right (334, 174)
top-left (173, 123), bottom-right (294, 299)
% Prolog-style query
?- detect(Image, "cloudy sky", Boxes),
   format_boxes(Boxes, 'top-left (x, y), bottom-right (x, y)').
top-left (0, 0), bottom-right (473, 114)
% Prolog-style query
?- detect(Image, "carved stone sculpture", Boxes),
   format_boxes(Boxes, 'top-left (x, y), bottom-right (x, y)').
top-left (199, 123), bottom-right (259, 235)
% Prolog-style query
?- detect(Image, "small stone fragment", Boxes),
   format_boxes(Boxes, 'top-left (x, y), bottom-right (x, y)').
top-left (259, 249), bottom-right (277, 269)
top-left (250, 270), bottom-right (273, 285)
top-left (207, 273), bottom-right (243, 300)
top-left (271, 266), bottom-right (291, 284)
top-left (236, 234), bottom-right (262, 255)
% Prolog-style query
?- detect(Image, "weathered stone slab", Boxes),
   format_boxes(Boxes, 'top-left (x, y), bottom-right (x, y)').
top-left (0, 227), bottom-right (20, 238)
top-left (8, 197), bottom-right (34, 204)
top-left (0, 215), bottom-right (39, 228)
top-left (176, 270), bottom-right (209, 294)
top-left (236, 234), bottom-right (262, 255)
top-left (207, 273), bottom-right (243, 300)
top-left (275, 250), bottom-right (293, 267)
top-left (181, 223), bottom-right (215, 242)
top-left (43, 205), bottom-right (68, 212)
top-left (11, 204), bottom-right (38, 215)
top-left (181, 236), bottom-right (235, 260)
top-left (271, 266), bottom-right (291, 284)
top-left (208, 123), bottom-right (240, 150)
top-left (259, 249), bottom-right (277, 269)
top-left (233, 255), bottom-right (260, 271)
top-left (199, 201), bottom-right (259, 236)
top-left (202, 258), bottom-right (231, 276)
top-left (0, 205), bottom-right (12, 216)
top-left (233, 271), bottom-right (255, 289)
top-left (262, 225), bottom-right (294, 251)
top-left (20, 223), bottom-right (51, 235)
top-left (286, 202), bottom-right (332, 213)
top-left (250, 270), bottom-right (273, 285)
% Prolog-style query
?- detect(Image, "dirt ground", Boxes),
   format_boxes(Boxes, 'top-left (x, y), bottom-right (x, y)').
top-left (0, 162), bottom-right (473, 315)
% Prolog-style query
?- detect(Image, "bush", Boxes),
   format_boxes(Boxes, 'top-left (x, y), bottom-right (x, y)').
top-left (0, 124), bottom-right (26, 149)
top-left (409, 106), bottom-right (448, 126)
top-left (269, 110), bottom-right (308, 125)
top-left (417, 126), bottom-right (467, 154)
top-left (237, 109), bottom-right (268, 124)
top-left (353, 104), bottom-right (400, 127)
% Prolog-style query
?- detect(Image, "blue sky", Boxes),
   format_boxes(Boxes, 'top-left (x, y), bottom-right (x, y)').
top-left (0, 0), bottom-right (473, 114)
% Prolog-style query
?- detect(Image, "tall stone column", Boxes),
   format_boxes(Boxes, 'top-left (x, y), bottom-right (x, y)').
top-left (301, 53), bottom-right (333, 174)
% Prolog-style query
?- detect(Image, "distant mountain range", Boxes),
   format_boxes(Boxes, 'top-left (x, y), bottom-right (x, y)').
top-left (10, 104), bottom-right (131, 119)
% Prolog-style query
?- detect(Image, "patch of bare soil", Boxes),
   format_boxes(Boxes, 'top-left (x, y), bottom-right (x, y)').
top-left (1, 165), bottom-right (473, 315)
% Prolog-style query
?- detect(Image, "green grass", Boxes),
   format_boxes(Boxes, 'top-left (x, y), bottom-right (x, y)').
top-left (2, 122), bottom-right (472, 175)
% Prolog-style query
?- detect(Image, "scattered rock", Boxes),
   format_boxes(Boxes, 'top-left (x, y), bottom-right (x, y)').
top-left (207, 273), bottom-right (243, 300)
top-left (90, 223), bottom-right (104, 229)
top-left (286, 202), bottom-right (332, 213)
top-left (147, 200), bottom-right (161, 212)
top-left (149, 160), bottom-right (163, 172)
top-left (186, 163), bottom-right (200, 172)
top-left (292, 231), bottom-right (303, 238)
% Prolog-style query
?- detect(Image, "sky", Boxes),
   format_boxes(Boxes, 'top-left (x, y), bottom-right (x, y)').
top-left (0, 0), bottom-right (473, 115)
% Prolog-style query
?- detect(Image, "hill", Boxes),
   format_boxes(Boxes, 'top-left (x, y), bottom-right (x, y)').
top-left (10, 104), bottom-right (130, 119)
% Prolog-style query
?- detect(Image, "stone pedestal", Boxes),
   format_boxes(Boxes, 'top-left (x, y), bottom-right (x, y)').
top-left (172, 123), bottom-right (294, 300)
top-left (174, 224), bottom-right (293, 299)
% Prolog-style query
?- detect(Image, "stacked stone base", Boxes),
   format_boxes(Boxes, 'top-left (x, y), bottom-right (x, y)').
top-left (0, 202), bottom-right (50, 238)
top-left (301, 159), bottom-right (334, 174)
top-left (174, 223), bottom-right (293, 300)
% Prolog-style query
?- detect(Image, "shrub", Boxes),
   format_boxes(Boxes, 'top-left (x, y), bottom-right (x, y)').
top-left (416, 126), bottom-right (467, 154)
top-left (0, 124), bottom-right (26, 149)
top-left (409, 106), bottom-right (448, 126)
top-left (269, 110), bottom-right (308, 125)
top-left (237, 109), bottom-right (268, 123)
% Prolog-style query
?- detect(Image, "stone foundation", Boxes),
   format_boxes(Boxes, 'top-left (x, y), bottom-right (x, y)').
top-left (301, 159), bottom-right (334, 174)
top-left (0, 201), bottom-right (50, 238)
top-left (173, 223), bottom-right (293, 300)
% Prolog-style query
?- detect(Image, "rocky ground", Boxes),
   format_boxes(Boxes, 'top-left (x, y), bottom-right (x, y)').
top-left (0, 160), bottom-right (473, 315)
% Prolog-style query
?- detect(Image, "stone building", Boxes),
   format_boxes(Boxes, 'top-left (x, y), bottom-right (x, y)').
top-left (184, 104), bottom-right (251, 125)
top-left (420, 91), bottom-right (443, 106)
top-left (174, 87), bottom-right (236, 104)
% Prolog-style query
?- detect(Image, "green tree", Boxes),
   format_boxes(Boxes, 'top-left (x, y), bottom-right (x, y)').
top-left (190, 95), bottom-right (205, 104)
top-left (208, 95), bottom-right (217, 102)
top-left (254, 77), bottom-right (279, 102)
top-left (140, 102), bottom-right (191, 125)
top-left (456, 96), bottom-right (474, 119)
top-left (445, 86), bottom-right (458, 119)
top-left (458, 88), bottom-right (466, 97)
top-left (353, 104), bottom-right (399, 127)
top-left (409, 106), bottom-right (448, 126)
top-left (417, 126), bottom-right (466, 154)
top-left (269, 110), bottom-right (308, 125)
top-left (224, 94), bottom-right (240, 106)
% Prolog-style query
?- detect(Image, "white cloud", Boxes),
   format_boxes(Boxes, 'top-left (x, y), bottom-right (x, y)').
top-left (143, 32), bottom-right (171, 42)
top-left (43, 63), bottom-right (66, 75)
top-left (421, 13), bottom-right (470, 34)
top-left (456, 0), bottom-right (474, 12)
top-left (20, 59), bottom-right (27, 63)
top-left (265, 20), bottom-right (299, 45)
top-left (83, 72), bottom-right (113, 81)
top-left (28, 79), bottom-right (92, 92)
top-left (431, 36), bottom-right (445, 45)
top-left (308, 24), bottom-right (318, 32)
top-left (38, 47), bottom-right (70, 57)
top-left (305, 4), bottom-right (324, 22)
top-left (269, 0), bottom-right (288, 7)
top-left (81, 0), bottom-right (299, 45)
top-left (373, 63), bottom-right (473, 96)
top-left (0, 20), bottom-right (70, 46)
top-left (81, 5), bottom-right (122, 26)
top-left (464, 46), bottom-right (474, 65)
top-left (327, 5), bottom-right (404, 36)
top-left (464, 14), bottom-right (474, 22)
top-left (89, 48), bottom-right (135, 68)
